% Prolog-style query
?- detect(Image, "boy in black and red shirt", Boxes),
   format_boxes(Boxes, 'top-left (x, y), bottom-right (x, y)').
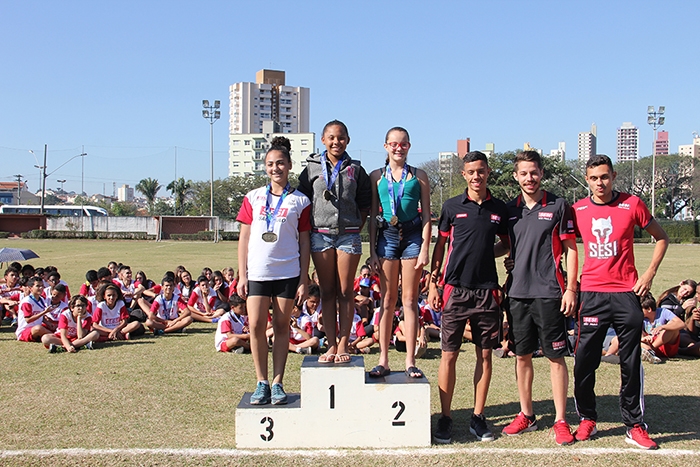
top-left (572, 154), bottom-right (668, 450)
top-left (429, 151), bottom-right (509, 444)
top-left (496, 150), bottom-right (578, 446)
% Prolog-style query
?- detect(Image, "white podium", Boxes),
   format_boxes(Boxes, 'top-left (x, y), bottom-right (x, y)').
top-left (235, 356), bottom-right (431, 448)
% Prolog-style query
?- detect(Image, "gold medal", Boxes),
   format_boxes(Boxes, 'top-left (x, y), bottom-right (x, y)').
top-left (324, 189), bottom-right (334, 201)
top-left (390, 215), bottom-right (399, 226)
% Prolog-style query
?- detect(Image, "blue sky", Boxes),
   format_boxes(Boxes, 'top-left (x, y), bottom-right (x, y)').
top-left (1, 0), bottom-right (697, 197)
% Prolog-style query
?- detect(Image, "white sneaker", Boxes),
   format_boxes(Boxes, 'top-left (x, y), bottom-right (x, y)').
top-left (641, 348), bottom-right (662, 364)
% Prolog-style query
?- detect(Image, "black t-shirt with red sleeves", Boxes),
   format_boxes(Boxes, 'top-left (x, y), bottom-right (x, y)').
top-left (437, 190), bottom-right (509, 290)
top-left (506, 191), bottom-right (576, 299)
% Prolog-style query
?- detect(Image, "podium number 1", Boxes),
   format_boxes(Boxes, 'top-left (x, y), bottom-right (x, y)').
top-left (329, 384), bottom-right (335, 409)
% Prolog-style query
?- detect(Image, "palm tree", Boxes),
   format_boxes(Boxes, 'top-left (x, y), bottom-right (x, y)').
top-left (135, 177), bottom-right (161, 213)
top-left (167, 177), bottom-right (191, 215)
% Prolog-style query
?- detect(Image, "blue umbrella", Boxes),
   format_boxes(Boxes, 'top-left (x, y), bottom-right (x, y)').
top-left (0, 248), bottom-right (40, 263)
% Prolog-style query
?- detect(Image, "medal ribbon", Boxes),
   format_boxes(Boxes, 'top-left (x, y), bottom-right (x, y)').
top-left (385, 164), bottom-right (408, 219)
top-left (320, 151), bottom-right (345, 192)
top-left (159, 294), bottom-right (173, 320)
top-left (265, 183), bottom-right (290, 233)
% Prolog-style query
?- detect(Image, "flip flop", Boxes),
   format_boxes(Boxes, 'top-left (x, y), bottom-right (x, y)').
top-left (334, 353), bottom-right (352, 364)
top-left (318, 353), bottom-right (336, 364)
top-left (369, 365), bottom-right (391, 378)
top-left (405, 366), bottom-right (424, 378)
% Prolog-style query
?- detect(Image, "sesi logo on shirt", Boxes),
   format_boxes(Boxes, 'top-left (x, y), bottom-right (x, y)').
top-left (490, 214), bottom-right (501, 223)
top-left (588, 216), bottom-right (618, 259)
top-left (538, 212), bottom-right (553, 221)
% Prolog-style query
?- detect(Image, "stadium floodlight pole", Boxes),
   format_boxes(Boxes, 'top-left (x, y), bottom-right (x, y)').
top-left (647, 105), bottom-right (665, 218)
top-left (202, 99), bottom-right (221, 217)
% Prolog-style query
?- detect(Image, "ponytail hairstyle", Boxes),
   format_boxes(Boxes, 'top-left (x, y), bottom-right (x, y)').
top-left (266, 136), bottom-right (292, 163)
top-left (322, 119), bottom-right (349, 138)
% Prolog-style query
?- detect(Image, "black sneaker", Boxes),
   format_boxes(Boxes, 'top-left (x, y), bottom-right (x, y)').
top-left (470, 413), bottom-right (494, 441)
top-left (433, 415), bottom-right (453, 444)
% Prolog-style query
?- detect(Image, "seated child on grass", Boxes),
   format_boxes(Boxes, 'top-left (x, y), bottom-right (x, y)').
top-left (187, 275), bottom-right (223, 323)
top-left (15, 276), bottom-right (54, 343)
top-left (41, 294), bottom-right (100, 353)
top-left (146, 276), bottom-right (193, 335)
top-left (640, 292), bottom-right (686, 363)
top-left (92, 283), bottom-right (144, 341)
top-left (215, 294), bottom-right (250, 353)
top-left (289, 302), bottom-right (319, 355)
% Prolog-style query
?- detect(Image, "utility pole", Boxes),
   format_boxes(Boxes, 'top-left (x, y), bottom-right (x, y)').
top-left (40, 144), bottom-right (47, 214)
top-left (13, 174), bottom-right (23, 205)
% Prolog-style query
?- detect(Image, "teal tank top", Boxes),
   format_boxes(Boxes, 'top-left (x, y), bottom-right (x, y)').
top-left (378, 167), bottom-right (421, 223)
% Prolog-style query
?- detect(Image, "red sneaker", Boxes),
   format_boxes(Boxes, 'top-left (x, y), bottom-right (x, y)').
top-left (625, 424), bottom-right (659, 450)
top-left (552, 419), bottom-right (575, 446)
top-left (502, 412), bottom-right (537, 436)
top-left (574, 419), bottom-right (597, 441)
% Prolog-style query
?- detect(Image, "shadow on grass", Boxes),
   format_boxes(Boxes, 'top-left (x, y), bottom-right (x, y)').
top-left (97, 339), bottom-right (156, 348)
top-left (433, 394), bottom-right (699, 443)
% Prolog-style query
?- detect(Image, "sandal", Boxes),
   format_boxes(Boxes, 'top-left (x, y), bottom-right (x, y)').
top-left (405, 366), bottom-right (424, 378)
top-left (334, 353), bottom-right (352, 364)
top-left (369, 365), bottom-right (391, 378)
top-left (318, 353), bottom-right (336, 364)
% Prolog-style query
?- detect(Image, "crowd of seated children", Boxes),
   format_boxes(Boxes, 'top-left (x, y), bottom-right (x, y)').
top-left (215, 294), bottom-right (250, 353)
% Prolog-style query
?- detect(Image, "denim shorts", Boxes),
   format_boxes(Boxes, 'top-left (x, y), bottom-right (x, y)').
top-left (376, 216), bottom-right (423, 260)
top-left (310, 231), bottom-right (362, 255)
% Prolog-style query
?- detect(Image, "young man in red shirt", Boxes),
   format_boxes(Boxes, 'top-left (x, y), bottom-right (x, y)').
top-left (572, 154), bottom-right (668, 450)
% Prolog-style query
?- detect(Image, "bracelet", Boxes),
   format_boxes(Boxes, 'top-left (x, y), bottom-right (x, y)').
top-left (565, 288), bottom-right (577, 293)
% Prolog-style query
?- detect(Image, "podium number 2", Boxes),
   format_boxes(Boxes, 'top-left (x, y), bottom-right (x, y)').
top-left (329, 384), bottom-right (335, 409)
top-left (260, 416), bottom-right (274, 441)
top-left (392, 401), bottom-right (406, 426)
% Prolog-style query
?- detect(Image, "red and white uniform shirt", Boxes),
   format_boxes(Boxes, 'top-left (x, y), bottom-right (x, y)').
top-left (15, 294), bottom-right (48, 338)
top-left (178, 283), bottom-right (195, 303)
top-left (187, 286), bottom-right (216, 313)
top-left (79, 283), bottom-right (97, 297)
top-left (215, 312), bottom-right (248, 351)
top-left (150, 294), bottom-right (184, 320)
top-left (289, 312), bottom-right (313, 344)
top-left (93, 299), bottom-right (129, 330)
top-left (573, 192), bottom-right (652, 292)
top-left (55, 309), bottom-right (93, 341)
top-left (347, 312), bottom-right (366, 342)
top-left (114, 280), bottom-right (136, 305)
top-left (236, 186), bottom-right (311, 281)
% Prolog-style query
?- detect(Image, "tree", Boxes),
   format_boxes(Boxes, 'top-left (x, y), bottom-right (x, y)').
top-left (167, 177), bottom-right (192, 215)
top-left (135, 178), bottom-right (161, 214)
top-left (110, 201), bottom-right (138, 216)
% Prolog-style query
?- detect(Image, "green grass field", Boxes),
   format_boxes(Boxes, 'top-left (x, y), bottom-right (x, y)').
top-left (1, 239), bottom-right (699, 466)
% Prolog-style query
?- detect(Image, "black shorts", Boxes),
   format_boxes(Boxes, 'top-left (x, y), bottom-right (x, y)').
top-left (248, 276), bottom-right (299, 299)
top-left (506, 297), bottom-right (568, 358)
top-left (441, 285), bottom-right (502, 351)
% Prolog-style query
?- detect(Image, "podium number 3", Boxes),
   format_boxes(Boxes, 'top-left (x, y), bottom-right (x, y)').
top-left (392, 401), bottom-right (406, 426)
top-left (260, 416), bottom-right (274, 441)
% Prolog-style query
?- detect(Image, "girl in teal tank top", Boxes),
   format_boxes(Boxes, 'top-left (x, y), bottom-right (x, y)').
top-left (368, 127), bottom-right (432, 380)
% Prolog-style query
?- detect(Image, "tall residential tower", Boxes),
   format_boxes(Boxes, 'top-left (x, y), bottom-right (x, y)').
top-left (578, 123), bottom-right (597, 162)
top-left (617, 122), bottom-right (639, 161)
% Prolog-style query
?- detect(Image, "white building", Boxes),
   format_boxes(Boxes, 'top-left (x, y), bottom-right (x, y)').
top-left (229, 121), bottom-right (315, 176)
top-left (117, 184), bottom-right (134, 202)
top-left (548, 142), bottom-right (566, 162)
top-left (578, 123), bottom-right (597, 162)
top-left (229, 69), bottom-right (310, 135)
top-left (439, 151), bottom-right (457, 173)
top-left (679, 135), bottom-right (700, 158)
top-left (617, 122), bottom-right (639, 161)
